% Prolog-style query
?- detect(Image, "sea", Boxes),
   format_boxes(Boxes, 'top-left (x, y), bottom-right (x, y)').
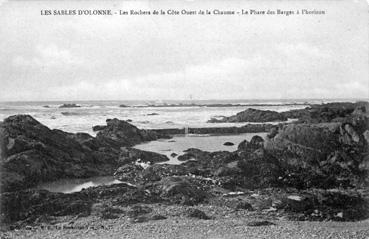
top-left (0, 99), bottom-right (344, 135)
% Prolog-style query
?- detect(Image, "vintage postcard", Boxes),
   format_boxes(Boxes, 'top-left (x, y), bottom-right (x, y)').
top-left (0, 0), bottom-right (368, 238)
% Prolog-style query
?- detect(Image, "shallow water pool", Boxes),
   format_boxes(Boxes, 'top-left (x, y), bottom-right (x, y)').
top-left (134, 132), bottom-right (267, 164)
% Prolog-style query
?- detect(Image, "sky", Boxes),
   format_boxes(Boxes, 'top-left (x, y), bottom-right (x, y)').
top-left (0, 0), bottom-right (368, 101)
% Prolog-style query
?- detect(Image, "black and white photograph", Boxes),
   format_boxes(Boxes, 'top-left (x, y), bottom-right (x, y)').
top-left (0, 0), bottom-right (368, 238)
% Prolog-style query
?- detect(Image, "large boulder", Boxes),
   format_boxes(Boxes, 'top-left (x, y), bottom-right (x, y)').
top-left (0, 115), bottom-right (120, 192)
top-left (265, 123), bottom-right (341, 162)
top-left (238, 135), bottom-right (265, 152)
top-left (95, 118), bottom-right (169, 148)
top-left (264, 121), bottom-right (368, 189)
top-left (154, 176), bottom-right (209, 205)
top-left (219, 151), bottom-right (282, 190)
top-left (208, 108), bottom-right (287, 123)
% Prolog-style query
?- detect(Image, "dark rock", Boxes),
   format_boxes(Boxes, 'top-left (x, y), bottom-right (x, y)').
top-left (0, 115), bottom-right (119, 192)
top-left (178, 149), bottom-right (236, 177)
top-left (281, 102), bottom-right (369, 123)
top-left (267, 126), bottom-right (279, 139)
top-left (170, 152), bottom-right (178, 157)
top-left (214, 166), bottom-right (241, 177)
top-left (247, 221), bottom-right (275, 226)
top-left (61, 112), bottom-right (82, 116)
top-left (91, 203), bottom-right (123, 219)
top-left (126, 205), bottom-right (152, 217)
top-left (265, 123), bottom-right (341, 155)
top-left (59, 104), bottom-right (80, 108)
top-left (264, 121), bottom-right (368, 189)
top-left (222, 151), bottom-right (281, 190)
top-left (177, 154), bottom-right (195, 162)
top-left (147, 113), bottom-right (159, 116)
top-left (237, 140), bottom-right (252, 151)
top-left (99, 184), bottom-right (162, 206)
top-left (114, 164), bottom-right (144, 184)
top-left (223, 142), bottom-right (234, 146)
top-left (128, 212), bottom-right (167, 223)
top-left (95, 118), bottom-right (169, 148)
top-left (0, 189), bottom-right (92, 223)
top-left (141, 164), bottom-right (188, 182)
top-left (238, 135), bottom-right (264, 152)
top-left (208, 108), bottom-right (287, 123)
top-left (150, 214), bottom-right (167, 220)
top-left (119, 104), bottom-right (129, 108)
top-left (129, 216), bottom-right (148, 223)
top-left (250, 135), bottom-right (264, 148)
top-left (155, 176), bottom-right (208, 205)
top-left (118, 148), bottom-right (169, 165)
top-left (283, 189), bottom-right (369, 221)
top-left (186, 208), bottom-right (211, 220)
top-left (283, 194), bottom-right (314, 213)
top-left (0, 183), bottom-right (166, 224)
top-left (235, 201), bottom-right (254, 210)
top-left (177, 148), bottom-right (212, 162)
top-left (92, 125), bottom-right (107, 132)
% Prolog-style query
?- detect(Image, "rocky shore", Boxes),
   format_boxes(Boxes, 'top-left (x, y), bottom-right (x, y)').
top-left (208, 108), bottom-right (288, 123)
top-left (1, 101), bottom-right (369, 238)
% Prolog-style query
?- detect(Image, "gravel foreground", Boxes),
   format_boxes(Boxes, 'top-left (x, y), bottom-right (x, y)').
top-left (2, 204), bottom-right (369, 239)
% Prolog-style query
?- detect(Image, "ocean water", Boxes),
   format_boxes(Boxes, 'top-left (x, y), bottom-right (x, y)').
top-left (0, 99), bottom-right (333, 135)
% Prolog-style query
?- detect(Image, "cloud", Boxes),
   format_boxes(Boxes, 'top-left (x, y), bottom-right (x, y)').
top-left (12, 44), bottom-right (84, 70)
top-left (0, 0), bottom-right (7, 7)
top-left (0, 1), bottom-right (368, 101)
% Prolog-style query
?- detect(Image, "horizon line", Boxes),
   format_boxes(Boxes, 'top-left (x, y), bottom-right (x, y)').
top-left (0, 97), bottom-right (368, 103)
